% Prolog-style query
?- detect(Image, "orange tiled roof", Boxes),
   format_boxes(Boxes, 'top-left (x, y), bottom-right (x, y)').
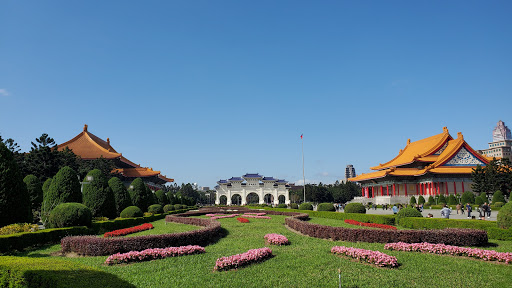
top-left (113, 167), bottom-right (174, 182)
top-left (370, 127), bottom-right (452, 170)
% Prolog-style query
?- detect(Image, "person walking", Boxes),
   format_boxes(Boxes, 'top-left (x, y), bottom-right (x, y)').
top-left (441, 204), bottom-right (451, 219)
top-left (456, 203), bottom-right (462, 215)
top-left (466, 203), bottom-right (472, 218)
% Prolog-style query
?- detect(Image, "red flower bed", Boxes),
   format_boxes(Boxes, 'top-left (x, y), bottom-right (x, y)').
top-left (237, 217), bottom-right (249, 223)
top-left (344, 219), bottom-right (397, 230)
top-left (104, 223), bottom-right (154, 237)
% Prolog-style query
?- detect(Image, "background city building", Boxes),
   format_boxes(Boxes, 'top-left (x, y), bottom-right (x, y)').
top-left (478, 120), bottom-right (512, 161)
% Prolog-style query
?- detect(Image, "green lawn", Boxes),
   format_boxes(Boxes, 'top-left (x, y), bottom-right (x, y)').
top-left (15, 215), bottom-right (512, 288)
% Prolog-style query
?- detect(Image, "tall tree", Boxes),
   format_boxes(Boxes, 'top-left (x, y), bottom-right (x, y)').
top-left (82, 169), bottom-right (116, 219)
top-left (108, 177), bottom-right (132, 216)
top-left (128, 178), bottom-right (151, 212)
top-left (24, 133), bottom-right (61, 180)
top-left (472, 158), bottom-right (512, 198)
top-left (23, 175), bottom-right (43, 219)
top-left (42, 166), bottom-right (81, 224)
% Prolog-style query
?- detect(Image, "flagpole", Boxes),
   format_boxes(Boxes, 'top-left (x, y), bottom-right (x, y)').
top-left (302, 134), bottom-right (306, 203)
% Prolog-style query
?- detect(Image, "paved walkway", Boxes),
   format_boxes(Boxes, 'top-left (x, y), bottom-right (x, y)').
top-left (353, 207), bottom-right (497, 221)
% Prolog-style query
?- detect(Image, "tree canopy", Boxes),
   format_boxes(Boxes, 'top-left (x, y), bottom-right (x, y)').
top-left (472, 158), bottom-right (512, 198)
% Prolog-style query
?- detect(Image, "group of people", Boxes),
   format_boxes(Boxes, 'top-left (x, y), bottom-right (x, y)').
top-left (439, 202), bottom-right (491, 220)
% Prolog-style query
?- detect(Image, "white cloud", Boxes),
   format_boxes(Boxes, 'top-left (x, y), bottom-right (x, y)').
top-left (0, 89), bottom-right (9, 97)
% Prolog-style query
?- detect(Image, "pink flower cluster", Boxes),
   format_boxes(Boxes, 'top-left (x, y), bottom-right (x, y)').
top-left (264, 233), bottom-right (289, 246)
top-left (214, 247), bottom-right (273, 271)
top-left (103, 223), bottom-right (154, 237)
top-left (205, 213), bottom-right (227, 217)
top-left (384, 242), bottom-right (512, 264)
top-left (331, 246), bottom-right (399, 268)
top-left (105, 245), bottom-right (205, 265)
top-left (244, 212), bottom-right (267, 216)
top-left (344, 219), bottom-right (397, 230)
top-left (210, 214), bottom-right (240, 220)
top-left (242, 214), bottom-right (271, 219)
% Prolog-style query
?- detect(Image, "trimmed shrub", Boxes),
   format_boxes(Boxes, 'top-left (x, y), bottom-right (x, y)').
top-left (493, 202), bottom-right (505, 208)
top-left (428, 196), bottom-right (435, 205)
top-left (497, 202), bottom-right (512, 229)
top-left (174, 204), bottom-right (183, 211)
top-left (299, 202), bottom-right (313, 210)
top-left (48, 203), bottom-right (92, 228)
top-left (344, 203), bottom-right (366, 214)
top-left (120, 206), bottom-right (143, 218)
top-left (128, 178), bottom-right (151, 212)
top-left (317, 203), bottom-right (335, 212)
top-left (0, 223), bottom-right (39, 235)
top-left (82, 169), bottom-right (116, 219)
top-left (448, 195), bottom-right (458, 205)
top-left (148, 204), bottom-right (163, 214)
top-left (42, 178), bottom-right (52, 195)
top-left (277, 203), bottom-right (287, 208)
top-left (146, 185), bottom-right (156, 206)
top-left (24, 175), bottom-right (43, 214)
top-left (43, 166), bottom-right (81, 224)
top-left (289, 203), bottom-right (299, 209)
top-left (108, 177), bottom-right (132, 216)
top-left (418, 196), bottom-right (425, 205)
top-left (155, 190), bottom-right (168, 206)
top-left (0, 226), bottom-right (89, 253)
top-left (0, 142), bottom-right (32, 227)
top-left (163, 204), bottom-right (175, 212)
top-left (475, 194), bottom-right (486, 205)
top-left (492, 190), bottom-right (506, 204)
top-left (461, 191), bottom-right (475, 205)
top-left (396, 207), bottom-right (422, 225)
top-left (410, 196), bottom-right (416, 205)
top-left (438, 195), bottom-right (447, 204)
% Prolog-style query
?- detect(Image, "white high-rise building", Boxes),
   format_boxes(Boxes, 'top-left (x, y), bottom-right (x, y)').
top-left (345, 165), bottom-right (356, 181)
top-left (479, 120), bottom-right (512, 161)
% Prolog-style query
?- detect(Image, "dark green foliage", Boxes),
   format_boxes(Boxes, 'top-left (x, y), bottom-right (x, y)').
top-left (24, 175), bottom-right (43, 209)
top-left (163, 204), bottom-right (175, 213)
top-left (461, 191), bottom-right (475, 204)
top-left (48, 203), bottom-right (92, 228)
top-left (77, 156), bottom-right (117, 180)
top-left (448, 194), bottom-right (458, 205)
top-left (427, 196), bottom-right (435, 205)
top-left (493, 202), bottom-right (505, 208)
top-left (410, 196), bottom-right (416, 205)
top-left (298, 202), bottom-right (313, 210)
top-left (174, 204), bottom-right (183, 210)
top-left (155, 190), bottom-right (168, 206)
top-left (42, 166), bottom-right (81, 224)
top-left (0, 227), bottom-right (89, 253)
top-left (289, 203), bottom-right (299, 209)
top-left (42, 178), bottom-right (52, 194)
top-left (475, 194), bottom-right (486, 205)
top-left (472, 158), bottom-right (512, 199)
top-left (497, 202), bottom-right (512, 229)
top-left (277, 203), bottom-right (288, 208)
top-left (396, 207), bottom-right (422, 225)
top-left (146, 185), bottom-right (156, 205)
top-left (128, 178), bottom-right (150, 212)
top-left (344, 203), bottom-right (366, 214)
top-left (148, 204), bottom-right (163, 214)
top-left (492, 190), bottom-right (506, 203)
top-left (438, 194), bottom-right (447, 204)
top-left (108, 177), bottom-right (132, 216)
top-left (418, 195), bottom-right (425, 204)
top-left (82, 169), bottom-right (116, 219)
top-left (120, 206), bottom-right (143, 218)
top-left (317, 203), bottom-right (335, 211)
top-left (0, 142), bottom-right (32, 227)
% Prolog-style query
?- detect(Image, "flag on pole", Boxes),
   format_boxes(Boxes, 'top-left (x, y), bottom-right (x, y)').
top-left (300, 134), bottom-right (303, 139)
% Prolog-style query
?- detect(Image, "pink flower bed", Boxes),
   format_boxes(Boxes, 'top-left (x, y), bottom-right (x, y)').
top-left (331, 246), bottom-right (399, 268)
top-left (105, 245), bottom-right (205, 265)
top-left (211, 214), bottom-right (239, 220)
top-left (103, 223), bottom-right (154, 237)
top-left (264, 233), bottom-right (289, 246)
top-left (214, 247), bottom-right (273, 271)
top-left (384, 242), bottom-right (512, 264)
top-left (244, 212), bottom-right (267, 216)
top-left (344, 219), bottom-right (397, 230)
top-left (205, 213), bottom-right (227, 217)
top-left (242, 215), bottom-right (271, 219)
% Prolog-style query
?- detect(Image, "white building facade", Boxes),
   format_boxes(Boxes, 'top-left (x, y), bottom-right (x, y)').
top-left (215, 173), bottom-right (291, 205)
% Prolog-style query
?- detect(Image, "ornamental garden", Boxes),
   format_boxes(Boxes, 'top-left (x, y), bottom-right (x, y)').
top-left (1, 142), bottom-right (512, 287)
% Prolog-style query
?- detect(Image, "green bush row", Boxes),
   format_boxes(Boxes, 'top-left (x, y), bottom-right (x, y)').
top-left (0, 227), bottom-right (89, 254)
top-left (0, 256), bottom-right (135, 287)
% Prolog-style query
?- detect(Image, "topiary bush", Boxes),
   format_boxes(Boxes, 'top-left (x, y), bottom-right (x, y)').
top-left (174, 204), bottom-right (183, 211)
top-left (497, 202), bottom-right (512, 229)
top-left (344, 203), bottom-right (366, 214)
top-left (120, 206), bottom-right (143, 218)
top-left (43, 166), bottom-right (82, 224)
top-left (438, 195), bottom-right (447, 204)
top-left (299, 202), bottom-right (313, 210)
top-left (475, 194), bottom-right (485, 205)
top-left (154, 190), bottom-right (168, 206)
top-left (47, 202), bottom-right (92, 228)
top-left (461, 191), bottom-right (475, 205)
top-left (289, 203), bottom-right (299, 209)
top-left (317, 203), bottom-right (335, 212)
top-left (163, 204), bottom-right (175, 213)
top-left (493, 202), bottom-right (505, 208)
top-left (448, 195), bottom-right (458, 205)
top-left (396, 207), bottom-right (422, 225)
top-left (82, 169), bottom-right (116, 219)
top-left (418, 196), bottom-right (425, 205)
top-left (410, 196), bottom-right (416, 205)
top-left (492, 190), bottom-right (506, 204)
top-left (427, 196), bottom-right (435, 205)
top-left (277, 203), bottom-right (287, 208)
top-left (148, 204), bottom-right (163, 214)
top-left (108, 177), bottom-right (132, 216)
top-left (128, 178), bottom-right (151, 212)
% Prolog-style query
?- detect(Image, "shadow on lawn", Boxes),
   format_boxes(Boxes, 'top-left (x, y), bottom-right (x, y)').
top-left (24, 269), bottom-right (137, 288)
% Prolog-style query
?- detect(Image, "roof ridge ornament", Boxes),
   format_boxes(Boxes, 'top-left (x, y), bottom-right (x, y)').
top-left (83, 124), bottom-right (88, 132)
top-left (443, 126), bottom-right (448, 133)
top-left (457, 132), bottom-right (463, 140)
top-left (407, 139), bottom-right (411, 145)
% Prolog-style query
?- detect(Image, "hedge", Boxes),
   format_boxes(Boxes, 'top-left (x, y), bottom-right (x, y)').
top-left (261, 208), bottom-right (395, 225)
top-left (0, 256), bottom-right (135, 287)
top-left (61, 214), bottom-right (221, 256)
top-left (0, 227), bottom-right (89, 253)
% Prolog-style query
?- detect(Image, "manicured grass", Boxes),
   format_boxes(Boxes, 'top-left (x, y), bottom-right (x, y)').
top-left (15, 215), bottom-right (512, 288)
top-left (124, 219), bottom-right (200, 237)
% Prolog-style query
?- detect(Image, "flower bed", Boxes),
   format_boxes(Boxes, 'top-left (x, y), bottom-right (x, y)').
top-left (242, 215), bottom-right (271, 219)
top-left (105, 245), bottom-right (205, 265)
top-left (211, 214), bottom-right (239, 220)
top-left (344, 219), bottom-right (397, 230)
top-left (331, 246), bottom-right (398, 268)
top-left (264, 233), bottom-right (289, 245)
top-left (237, 217), bottom-right (249, 223)
top-left (244, 213), bottom-right (266, 216)
top-left (214, 247), bottom-right (273, 271)
top-left (384, 242), bottom-right (512, 264)
top-left (103, 223), bottom-right (154, 237)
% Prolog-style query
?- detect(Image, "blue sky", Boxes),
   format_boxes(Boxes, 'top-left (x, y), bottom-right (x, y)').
top-left (1, 1), bottom-right (511, 188)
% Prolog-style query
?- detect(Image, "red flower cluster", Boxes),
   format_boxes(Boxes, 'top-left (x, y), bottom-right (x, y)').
top-left (344, 219), bottom-right (397, 230)
top-left (104, 223), bottom-right (154, 238)
top-left (237, 217), bottom-right (250, 223)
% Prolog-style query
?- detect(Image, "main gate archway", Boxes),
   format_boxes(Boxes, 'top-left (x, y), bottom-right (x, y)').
top-left (264, 194), bottom-right (274, 205)
top-left (246, 193), bottom-right (259, 205)
top-left (231, 194), bottom-right (242, 206)
top-left (219, 195), bottom-right (227, 205)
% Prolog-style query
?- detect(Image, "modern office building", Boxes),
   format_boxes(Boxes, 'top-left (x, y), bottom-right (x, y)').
top-left (478, 120), bottom-right (512, 161)
top-left (345, 165), bottom-right (356, 181)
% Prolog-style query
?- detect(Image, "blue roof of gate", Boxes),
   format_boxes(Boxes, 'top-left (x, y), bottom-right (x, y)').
top-left (243, 173), bottom-right (262, 178)
top-left (262, 177), bottom-right (276, 181)
top-left (276, 179), bottom-right (288, 183)
top-left (217, 180), bottom-right (228, 184)
top-left (229, 177), bottom-right (244, 181)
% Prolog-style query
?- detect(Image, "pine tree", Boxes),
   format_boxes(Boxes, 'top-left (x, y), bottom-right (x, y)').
top-left (155, 190), bottom-right (168, 206)
top-left (82, 169), bottom-right (116, 219)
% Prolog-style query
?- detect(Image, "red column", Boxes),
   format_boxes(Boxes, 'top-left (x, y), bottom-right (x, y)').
top-left (421, 183), bottom-right (424, 195)
top-left (416, 184), bottom-right (419, 195)
top-left (386, 185), bottom-right (389, 196)
top-left (372, 186), bottom-right (375, 198)
top-left (461, 181), bottom-right (465, 193)
top-left (453, 181), bottom-right (457, 195)
top-left (429, 182), bottom-right (433, 195)
top-left (404, 183), bottom-right (408, 196)
top-left (397, 184), bottom-right (400, 196)
top-left (436, 182), bottom-right (440, 195)
top-left (393, 184), bottom-right (396, 196)
top-left (380, 186), bottom-right (383, 196)
top-left (362, 187), bottom-right (364, 197)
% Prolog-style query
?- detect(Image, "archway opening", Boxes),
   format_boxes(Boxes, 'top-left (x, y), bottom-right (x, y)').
top-left (231, 194), bottom-right (242, 206)
top-left (278, 195), bottom-right (286, 204)
top-left (264, 194), bottom-right (274, 205)
top-left (219, 195), bottom-right (227, 205)
top-left (246, 193), bottom-right (259, 205)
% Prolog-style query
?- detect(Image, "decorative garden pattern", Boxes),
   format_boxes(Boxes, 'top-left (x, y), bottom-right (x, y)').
top-left (331, 246), bottom-right (399, 268)
top-left (103, 223), bottom-right (154, 237)
top-left (214, 247), bottom-right (273, 271)
top-left (105, 245), bottom-right (205, 265)
top-left (344, 219), bottom-right (397, 230)
top-left (264, 233), bottom-right (289, 246)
